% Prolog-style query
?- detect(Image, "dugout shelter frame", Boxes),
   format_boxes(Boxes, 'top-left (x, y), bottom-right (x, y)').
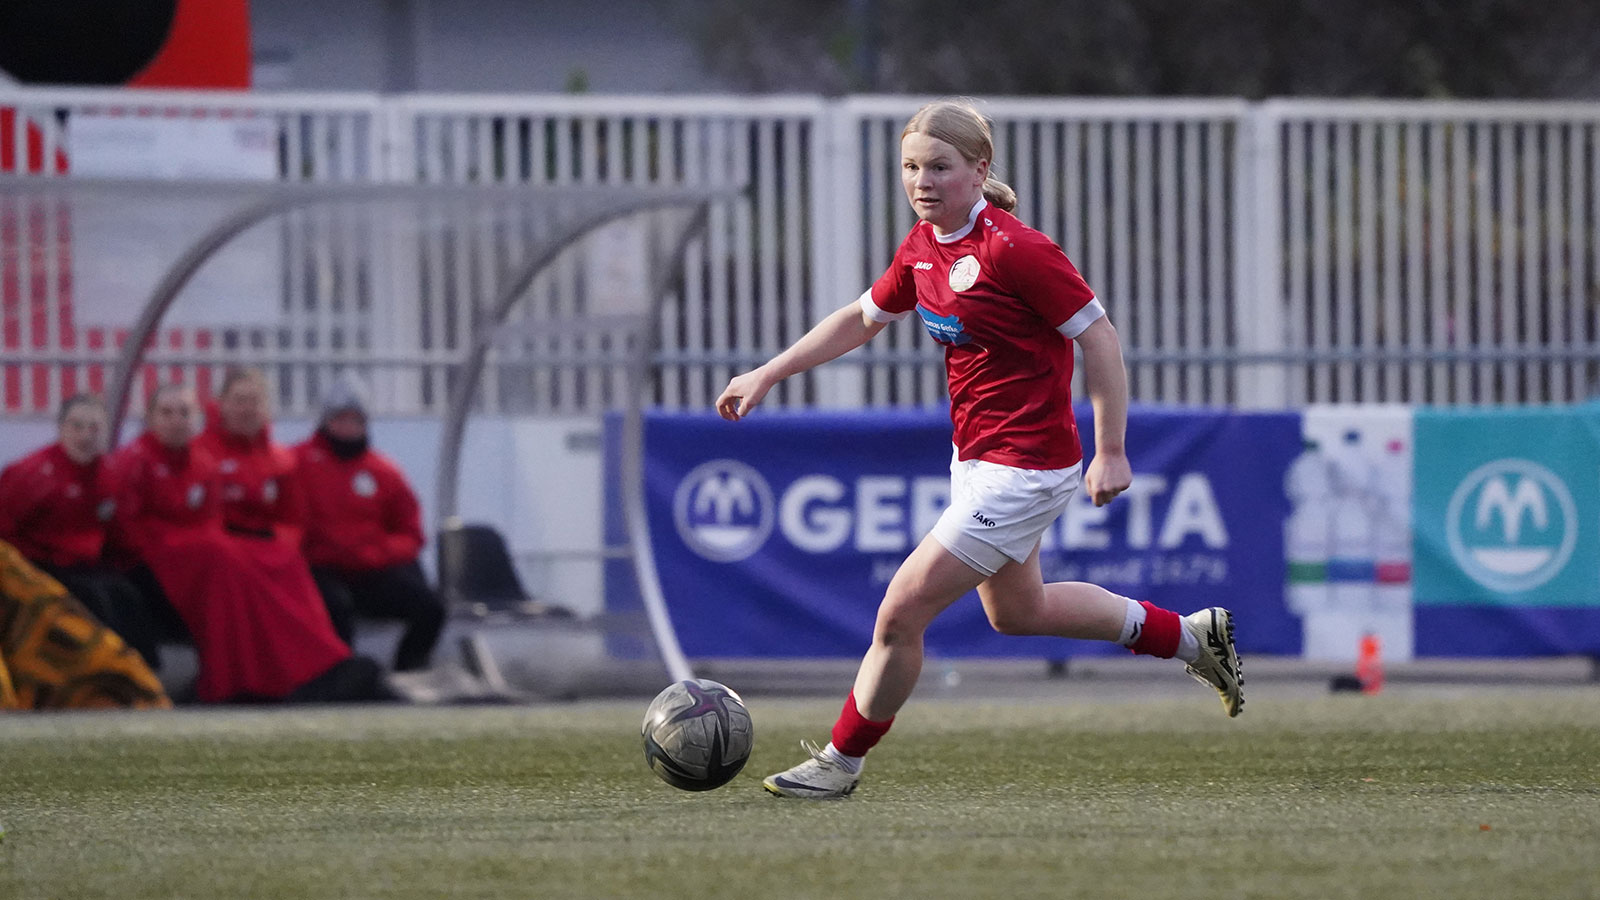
top-left (0, 175), bottom-right (730, 683)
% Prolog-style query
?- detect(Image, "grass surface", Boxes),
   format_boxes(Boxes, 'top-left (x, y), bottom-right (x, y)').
top-left (1, 692), bottom-right (1597, 899)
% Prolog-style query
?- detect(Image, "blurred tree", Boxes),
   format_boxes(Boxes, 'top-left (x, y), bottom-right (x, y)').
top-left (677, 0), bottom-right (1600, 97)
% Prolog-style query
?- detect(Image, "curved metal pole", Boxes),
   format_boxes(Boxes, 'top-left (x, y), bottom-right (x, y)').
top-left (619, 204), bottom-right (713, 682)
top-left (433, 194), bottom-right (730, 522)
top-left (95, 181), bottom-right (724, 443)
top-left (430, 199), bottom-right (714, 683)
top-left (106, 196), bottom-right (294, 440)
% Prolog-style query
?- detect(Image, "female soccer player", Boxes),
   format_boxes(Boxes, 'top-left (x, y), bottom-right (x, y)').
top-left (715, 99), bottom-right (1244, 799)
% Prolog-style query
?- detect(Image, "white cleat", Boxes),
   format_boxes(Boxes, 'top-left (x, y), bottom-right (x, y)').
top-left (1183, 607), bottom-right (1244, 718)
top-left (762, 740), bottom-right (861, 799)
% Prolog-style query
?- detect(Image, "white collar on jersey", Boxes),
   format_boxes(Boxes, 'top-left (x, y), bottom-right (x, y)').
top-left (933, 198), bottom-right (989, 244)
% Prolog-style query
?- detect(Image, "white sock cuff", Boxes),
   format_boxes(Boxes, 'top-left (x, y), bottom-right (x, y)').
top-left (1116, 596), bottom-right (1146, 647)
top-left (1176, 620), bottom-right (1201, 663)
top-left (824, 742), bottom-right (864, 774)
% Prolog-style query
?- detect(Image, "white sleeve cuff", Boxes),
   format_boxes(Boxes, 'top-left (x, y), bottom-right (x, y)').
top-left (859, 289), bottom-right (913, 323)
top-left (1056, 297), bottom-right (1106, 338)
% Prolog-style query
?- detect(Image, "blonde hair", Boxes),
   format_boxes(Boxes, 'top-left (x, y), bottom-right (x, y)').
top-left (145, 382), bottom-right (194, 416)
top-left (901, 98), bottom-right (1017, 213)
top-left (220, 366), bottom-right (267, 397)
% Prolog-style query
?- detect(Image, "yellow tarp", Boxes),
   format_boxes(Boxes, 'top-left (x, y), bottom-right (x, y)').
top-left (0, 541), bottom-right (171, 710)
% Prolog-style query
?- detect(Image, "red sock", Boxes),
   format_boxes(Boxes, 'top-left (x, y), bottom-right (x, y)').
top-left (1128, 601), bottom-right (1181, 659)
top-left (830, 690), bottom-right (894, 757)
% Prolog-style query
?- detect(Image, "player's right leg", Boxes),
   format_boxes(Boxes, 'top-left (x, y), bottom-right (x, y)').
top-left (979, 559), bottom-right (1243, 717)
top-left (763, 535), bottom-right (986, 799)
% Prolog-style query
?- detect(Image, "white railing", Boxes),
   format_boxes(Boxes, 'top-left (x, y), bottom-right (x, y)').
top-left (391, 94), bottom-right (828, 413)
top-left (0, 88), bottom-right (387, 415)
top-left (1263, 100), bottom-right (1600, 406)
top-left (3, 89), bottom-right (1598, 417)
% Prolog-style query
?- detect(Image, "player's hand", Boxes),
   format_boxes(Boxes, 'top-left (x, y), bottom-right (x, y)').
top-left (716, 368), bottom-right (774, 421)
top-left (1084, 450), bottom-right (1132, 507)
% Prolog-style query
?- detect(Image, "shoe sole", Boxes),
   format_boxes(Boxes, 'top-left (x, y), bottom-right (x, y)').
top-left (761, 779), bottom-right (857, 799)
top-left (1193, 608), bottom-right (1244, 718)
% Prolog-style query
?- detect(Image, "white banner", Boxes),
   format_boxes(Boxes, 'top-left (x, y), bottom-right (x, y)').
top-left (67, 113), bottom-right (283, 329)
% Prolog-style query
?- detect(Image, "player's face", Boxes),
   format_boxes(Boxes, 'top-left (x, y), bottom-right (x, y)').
top-left (149, 390), bottom-right (198, 449)
top-left (900, 132), bottom-right (989, 234)
top-left (58, 404), bottom-right (107, 464)
top-left (220, 377), bottom-right (270, 438)
top-left (324, 410), bottom-right (367, 442)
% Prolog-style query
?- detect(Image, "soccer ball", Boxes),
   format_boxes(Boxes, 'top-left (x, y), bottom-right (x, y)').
top-left (641, 679), bottom-right (754, 791)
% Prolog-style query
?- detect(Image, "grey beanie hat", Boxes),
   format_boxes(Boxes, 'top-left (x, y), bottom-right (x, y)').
top-left (319, 374), bottom-right (370, 423)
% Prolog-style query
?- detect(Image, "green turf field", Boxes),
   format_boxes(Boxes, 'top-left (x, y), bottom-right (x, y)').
top-left (1, 692), bottom-right (1596, 899)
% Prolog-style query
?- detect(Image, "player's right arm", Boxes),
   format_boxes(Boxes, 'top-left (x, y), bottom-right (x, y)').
top-left (0, 455), bottom-right (52, 542)
top-left (716, 297), bottom-right (888, 421)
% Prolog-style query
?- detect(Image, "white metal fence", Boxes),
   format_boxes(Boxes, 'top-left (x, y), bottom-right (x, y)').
top-left (3, 88), bottom-right (1597, 417)
top-left (1262, 100), bottom-right (1600, 406)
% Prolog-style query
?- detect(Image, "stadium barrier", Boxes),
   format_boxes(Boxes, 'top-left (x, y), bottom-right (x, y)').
top-left (604, 403), bottom-right (1600, 661)
top-left (3, 401), bottom-right (1594, 661)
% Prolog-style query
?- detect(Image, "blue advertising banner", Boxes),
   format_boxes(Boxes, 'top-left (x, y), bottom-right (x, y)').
top-left (608, 405), bottom-right (1302, 659)
top-left (1413, 405), bottom-right (1600, 655)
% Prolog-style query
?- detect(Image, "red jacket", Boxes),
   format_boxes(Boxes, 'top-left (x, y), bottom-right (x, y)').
top-left (102, 432), bottom-right (225, 565)
top-left (104, 431), bottom-right (349, 702)
top-left (193, 410), bottom-right (305, 547)
top-left (0, 443), bottom-right (111, 568)
top-left (294, 431), bottom-right (424, 571)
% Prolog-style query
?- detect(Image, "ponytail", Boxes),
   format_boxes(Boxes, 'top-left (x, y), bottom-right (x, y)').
top-left (982, 173), bottom-right (1017, 213)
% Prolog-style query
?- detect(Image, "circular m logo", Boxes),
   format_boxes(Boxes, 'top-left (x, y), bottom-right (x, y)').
top-left (673, 459), bottom-right (775, 562)
top-left (1445, 459), bottom-right (1577, 592)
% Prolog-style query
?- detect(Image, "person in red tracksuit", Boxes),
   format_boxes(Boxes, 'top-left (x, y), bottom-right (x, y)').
top-left (295, 378), bottom-right (445, 672)
top-left (0, 393), bottom-right (157, 665)
top-left (104, 383), bottom-right (360, 703)
top-left (193, 368), bottom-right (305, 548)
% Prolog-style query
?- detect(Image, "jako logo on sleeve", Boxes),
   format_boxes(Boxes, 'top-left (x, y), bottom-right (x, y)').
top-left (1445, 459), bottom-right (1577, 592)
top-left (673, 459), bottom-right (776, 562)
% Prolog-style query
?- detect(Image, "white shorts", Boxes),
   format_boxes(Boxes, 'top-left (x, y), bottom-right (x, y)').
top-left (929, 447), bottom-right (1082, 577)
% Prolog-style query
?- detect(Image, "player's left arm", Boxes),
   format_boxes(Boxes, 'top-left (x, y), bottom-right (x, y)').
top-left (1074, 317), bottom-right (1132, 507)
top-left (997, 231), bottom-right (1132, 507)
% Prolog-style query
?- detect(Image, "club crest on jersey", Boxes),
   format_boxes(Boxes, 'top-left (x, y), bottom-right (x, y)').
top-left (948, 255), bottom-right (980, 292)
top-left (915, 305), bottom-right (972, 346)
top-left (352, 471), bottom-right (378, 498)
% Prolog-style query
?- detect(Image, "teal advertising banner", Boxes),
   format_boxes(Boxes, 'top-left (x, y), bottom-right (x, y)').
top-left (1413, 405), bottom-right (1600, 656)
top-left (1415, 407), bottom-right (1596, 607)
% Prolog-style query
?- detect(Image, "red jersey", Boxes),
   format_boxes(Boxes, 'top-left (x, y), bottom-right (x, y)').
top-left (293, 432), bottom-right (425, 571)
top-left (865, 200), bottom-right (1104, 469)
top-left (0, 443), bottom-right (112, 567)
top-left (193, 412), bottom-right (305, 547)
top-left (102, 432), bottom-right (224, 564)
